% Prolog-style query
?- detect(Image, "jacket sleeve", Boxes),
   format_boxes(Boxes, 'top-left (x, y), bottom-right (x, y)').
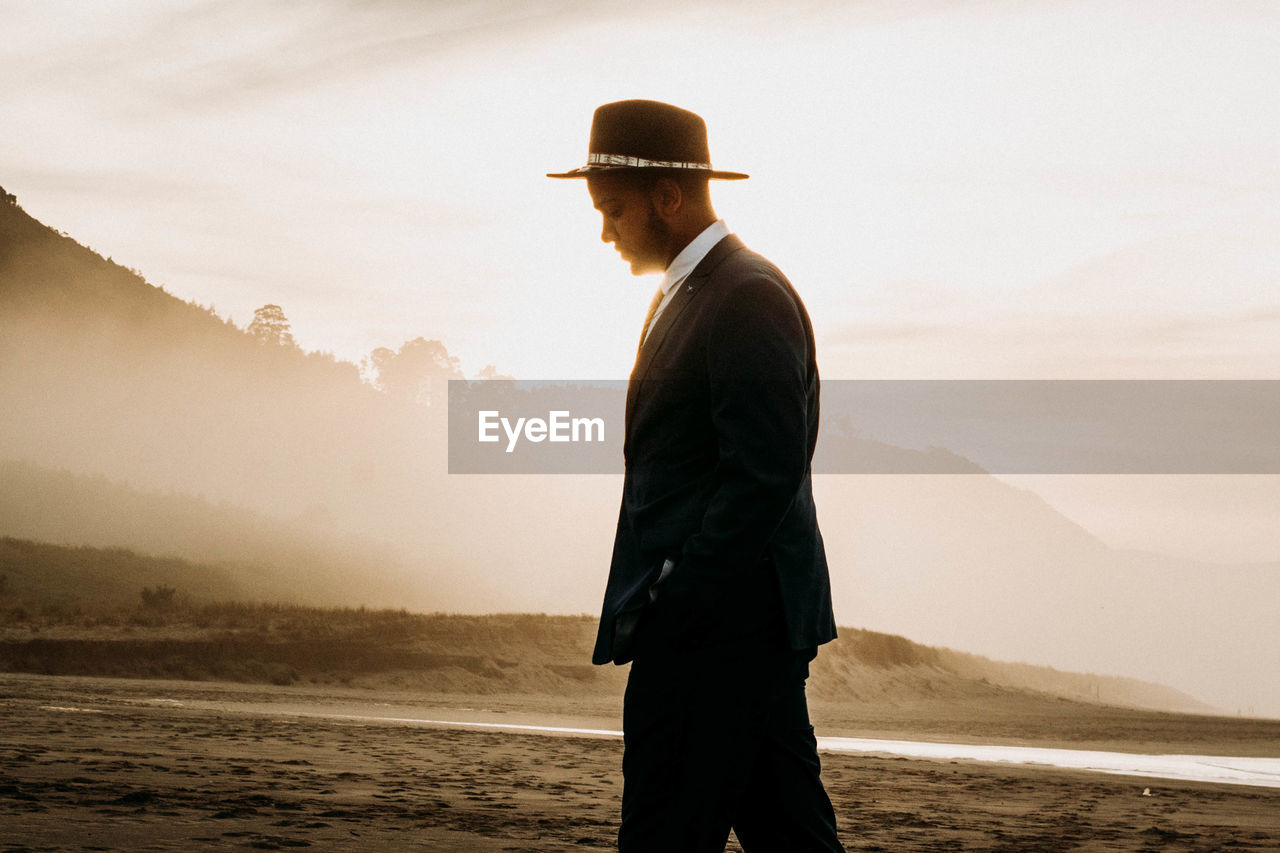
top-left (676, 269), bottom-right (810, 577)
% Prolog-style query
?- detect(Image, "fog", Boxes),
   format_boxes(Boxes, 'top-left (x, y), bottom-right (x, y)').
top-left (2, 213), bottom-right (1278, 717)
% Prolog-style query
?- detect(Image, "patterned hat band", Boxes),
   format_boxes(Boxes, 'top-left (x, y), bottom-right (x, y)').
top-left (587, 153), bottom-right (714, 171)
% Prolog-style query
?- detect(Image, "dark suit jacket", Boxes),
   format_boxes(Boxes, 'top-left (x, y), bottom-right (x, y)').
top-left (593, 233), bottom-right (837, 665)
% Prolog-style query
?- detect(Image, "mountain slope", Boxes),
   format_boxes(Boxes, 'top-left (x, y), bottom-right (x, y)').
top-left (0, 462), bottom-right (444, 610)
top-left (0, 193), bottom-right (450, 545)
top-left (0, 541), bottom-right (1211, 718)
top-left (815, 474), bottom-right (1280, 717)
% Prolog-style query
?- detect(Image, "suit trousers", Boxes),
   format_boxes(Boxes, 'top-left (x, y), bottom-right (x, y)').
top-left (618, 559), bottom-right (845, 852)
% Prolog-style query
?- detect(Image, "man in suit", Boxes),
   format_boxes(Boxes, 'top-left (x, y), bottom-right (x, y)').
top-left (549, 100), bottom-right (844, 852)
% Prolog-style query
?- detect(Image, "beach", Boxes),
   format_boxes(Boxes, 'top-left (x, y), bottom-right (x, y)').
top-left (3, 674), bottom-right (1279, 851)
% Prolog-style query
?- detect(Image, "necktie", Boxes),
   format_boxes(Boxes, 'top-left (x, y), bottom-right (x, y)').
top-left (637, 286), bottom-right (665, 352)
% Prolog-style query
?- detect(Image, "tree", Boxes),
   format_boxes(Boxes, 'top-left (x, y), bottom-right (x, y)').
top-left (477, 364), bottom-right (514, 381)
top-left (365, 337), bottom-right (463, 405)
top-left (247, 304), bottom-right (297, 348)
top-left (364, 346), bottom-right (397, 388)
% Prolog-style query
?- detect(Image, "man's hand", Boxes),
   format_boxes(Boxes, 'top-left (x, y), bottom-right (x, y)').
top-left (648, 558), bottom-right (677, 602)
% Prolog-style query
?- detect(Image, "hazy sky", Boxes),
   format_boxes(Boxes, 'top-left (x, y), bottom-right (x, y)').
top-left (4, 0), bottom-right (1278, 562)
top-left (4, 0), bottom-right (1277, 381)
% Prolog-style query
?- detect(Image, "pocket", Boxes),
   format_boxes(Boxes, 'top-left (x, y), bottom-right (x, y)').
top-left (643, 571), bottom-right (716, 654)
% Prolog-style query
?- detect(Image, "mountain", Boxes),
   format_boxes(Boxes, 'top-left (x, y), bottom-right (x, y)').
top-left (814, 474), bottom-right (1280, 718)
top-left (0, 535), bottom-right (245, 608)
top-left (0, 192), bottom-right (463, 570)
top-left (0, 462), bottom-right (438, 609)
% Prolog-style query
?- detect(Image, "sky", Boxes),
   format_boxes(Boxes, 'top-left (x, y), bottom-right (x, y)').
top-left (5, 0), bottom-right (1277, 378)
top-left (3, 0), bottom-right (1278, 563)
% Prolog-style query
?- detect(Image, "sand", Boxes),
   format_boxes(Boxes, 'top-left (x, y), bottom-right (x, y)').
top-left (2, 674), bottom-right (1278, 852)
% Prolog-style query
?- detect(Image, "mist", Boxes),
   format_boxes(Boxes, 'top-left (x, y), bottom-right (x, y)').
top-left (2, 196), bottom-right (1278, 718)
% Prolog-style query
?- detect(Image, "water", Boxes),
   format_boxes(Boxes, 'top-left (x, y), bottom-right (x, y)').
top-left (304, 715), bottom-right (1280, 789)
top-left (86, 693), bottom-right (1279, 790)
top-left (815, 735), bottom-right (1280, 789)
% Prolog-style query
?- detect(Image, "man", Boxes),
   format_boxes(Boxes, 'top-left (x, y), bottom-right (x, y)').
top-left (548, 100), bottom-right (844, 852)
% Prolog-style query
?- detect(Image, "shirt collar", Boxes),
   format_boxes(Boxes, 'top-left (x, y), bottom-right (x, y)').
top-left (659, 219), bottom-right (730, 295)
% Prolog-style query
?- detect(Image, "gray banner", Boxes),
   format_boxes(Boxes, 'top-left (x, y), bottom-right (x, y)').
top-left (448, 380), bottom-right (1280, 474)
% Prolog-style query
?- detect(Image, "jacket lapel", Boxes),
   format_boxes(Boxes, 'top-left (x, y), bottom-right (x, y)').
top-left (624, 234), bottom-right (745, 449)
top-left (632, 234), bottom-right (744, 379)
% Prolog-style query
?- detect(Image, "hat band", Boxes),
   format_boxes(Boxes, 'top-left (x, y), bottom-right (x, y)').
top-left (587, 152), bottom-right (713, 170)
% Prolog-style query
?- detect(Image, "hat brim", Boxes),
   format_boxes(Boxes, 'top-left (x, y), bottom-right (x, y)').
top-left (546, 165), bottom-right (748, 180)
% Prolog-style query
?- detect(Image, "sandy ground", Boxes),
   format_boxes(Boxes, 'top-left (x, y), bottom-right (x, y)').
top-left (2, 675), bottom-right (1279, 852)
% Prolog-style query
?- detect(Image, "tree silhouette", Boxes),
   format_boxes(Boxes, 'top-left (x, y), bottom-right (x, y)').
top-left (477, 364), bottom-right (514, 380)
top-left (365, 337), bottom-right (463, 405)
top-left (248, 304), bottom-right (297, 348)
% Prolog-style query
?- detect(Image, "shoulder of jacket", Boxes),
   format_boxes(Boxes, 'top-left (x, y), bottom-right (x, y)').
top-left (704, 246), bottom-right (794, 300)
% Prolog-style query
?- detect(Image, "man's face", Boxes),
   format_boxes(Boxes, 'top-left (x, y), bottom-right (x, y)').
top-left (587, 174), bottom-right (673, 276)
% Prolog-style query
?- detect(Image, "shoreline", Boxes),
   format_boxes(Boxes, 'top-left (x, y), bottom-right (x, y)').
top-left (240, 709), bottom-right (1280, 789)
top-left (5, 670), bottom-right (1277, 755)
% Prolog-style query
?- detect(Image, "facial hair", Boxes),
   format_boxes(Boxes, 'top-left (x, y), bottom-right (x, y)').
top-left (642, 204), bottom-right (674, 274)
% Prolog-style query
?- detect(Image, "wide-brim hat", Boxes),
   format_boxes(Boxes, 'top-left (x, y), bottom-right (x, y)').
top-left (547, 99), bottom-right (748, 181)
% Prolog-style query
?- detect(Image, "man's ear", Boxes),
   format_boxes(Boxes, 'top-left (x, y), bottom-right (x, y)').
top-left (651, 176), bottom-right (683, 221)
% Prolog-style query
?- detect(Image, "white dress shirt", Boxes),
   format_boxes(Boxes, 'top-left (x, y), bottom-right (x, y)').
top-left (643, 219), bottom-right (731, 344)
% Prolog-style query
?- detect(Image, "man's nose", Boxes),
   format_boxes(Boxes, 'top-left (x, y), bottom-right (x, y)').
top-left (600, 219), bottom-right (616, 244)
